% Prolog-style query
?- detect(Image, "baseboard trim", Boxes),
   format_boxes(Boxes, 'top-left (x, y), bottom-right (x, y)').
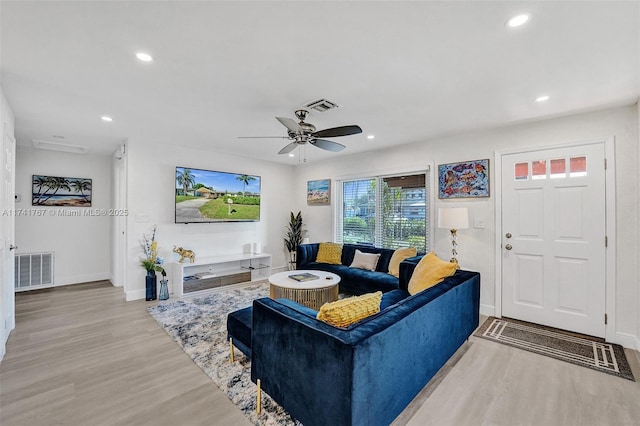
top-left (57, 272), bottom-right (110, 286)
top-left (126, 289), bottom-right (146, 302)
top-left (480, 304), bottom-right (494, 317)
top-left (613, 332), bottom-right (640, 351)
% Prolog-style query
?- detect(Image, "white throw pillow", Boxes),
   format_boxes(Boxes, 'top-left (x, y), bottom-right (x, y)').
top-left (349, 249), bottom-right (381, 271)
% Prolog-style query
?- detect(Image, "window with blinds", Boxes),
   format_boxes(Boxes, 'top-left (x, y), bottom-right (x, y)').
top-left (336, 171), bottom-right (429, 252)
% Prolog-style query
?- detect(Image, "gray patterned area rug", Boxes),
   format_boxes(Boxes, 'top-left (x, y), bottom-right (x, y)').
top-left (147, 281), bottom-right (302, 425)
top-left (475, 317), bottom-right (635, 381)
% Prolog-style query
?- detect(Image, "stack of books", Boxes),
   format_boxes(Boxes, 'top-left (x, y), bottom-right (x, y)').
top-left (289, 272), bottom-right (319, 282)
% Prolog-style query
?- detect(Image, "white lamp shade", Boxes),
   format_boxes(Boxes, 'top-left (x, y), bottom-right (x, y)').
top-left (438, 207), bottom-right (469, 230)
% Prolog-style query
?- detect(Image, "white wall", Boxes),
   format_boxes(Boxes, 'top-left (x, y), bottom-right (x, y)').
top-left (0, 86), bottom-right (16, 361)
top-left (15, 147), bottom-right (112, 285)
top-left (123, 141), bottom-right (296, 301)
top-left (294, 104), bottom-right (639, 348)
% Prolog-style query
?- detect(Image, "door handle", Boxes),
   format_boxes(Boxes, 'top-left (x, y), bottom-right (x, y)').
top-left (505, 244), bottom-right (512, 251)
top-left (505, 233), bottom-right (512, 239)
top-left (9, 245), bottom-right (17, 251)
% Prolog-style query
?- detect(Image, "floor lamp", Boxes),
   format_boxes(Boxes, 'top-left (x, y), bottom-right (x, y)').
top-left (438, 207), bottom-right (469, 265)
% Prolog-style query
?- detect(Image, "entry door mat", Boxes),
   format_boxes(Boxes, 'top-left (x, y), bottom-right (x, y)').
top-left (475, 317), bottom-right (635, 381)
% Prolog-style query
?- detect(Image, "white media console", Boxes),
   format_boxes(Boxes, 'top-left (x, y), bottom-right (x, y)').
top-left (170, 252), bottom-right (272, 297)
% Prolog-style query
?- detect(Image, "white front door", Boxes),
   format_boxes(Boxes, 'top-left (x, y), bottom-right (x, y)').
top-left (501, 143), bottom-right (606, 337)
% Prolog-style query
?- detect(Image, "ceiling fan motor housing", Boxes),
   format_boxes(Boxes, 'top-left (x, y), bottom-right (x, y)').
top-left (294, 109), bottom-right (316, 134)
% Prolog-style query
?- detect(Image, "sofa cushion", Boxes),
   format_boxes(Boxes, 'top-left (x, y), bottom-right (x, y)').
top-left (304, 262), bottom-right (399, 294)
top-left (276, 298), bottom-right (318, 318)
top-left (340, 244), bottom-right (395, 273)
top-left (380, 289), bottom-right (410, 310)
top-left (316, 291), bottom-right (382, 327)
top-left (226, 306), bottom-right (253, 358)
top-left (316, 242), bottom-right (342, 264)
top-left (349, 249), bottom-right (381, 271)
top-left (388, 247), bottom-right (418, 277)
top-left (408, 251), bottom-right (457, 295)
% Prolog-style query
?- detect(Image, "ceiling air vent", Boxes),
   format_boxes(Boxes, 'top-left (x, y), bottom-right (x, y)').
top-left (303, 98), bottom-right (340, 113)
top-left (32, 139), bottom-right (89, 154)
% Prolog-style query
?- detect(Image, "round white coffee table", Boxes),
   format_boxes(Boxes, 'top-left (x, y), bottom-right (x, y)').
top-left (269, 270), bottom-right (340, 310)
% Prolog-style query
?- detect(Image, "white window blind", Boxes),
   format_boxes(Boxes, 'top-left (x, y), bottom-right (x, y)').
top-left (336, 170), bottom-right (430, 252)
top-left (336, 178), bottom-right (377, 245)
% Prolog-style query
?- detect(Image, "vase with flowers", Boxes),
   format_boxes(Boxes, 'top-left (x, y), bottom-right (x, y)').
top-left (140, 226), bottom-right (167, 301)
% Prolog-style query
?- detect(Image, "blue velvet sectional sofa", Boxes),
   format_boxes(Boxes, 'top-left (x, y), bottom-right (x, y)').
top-left (297, 243), bottom-right (406, 295)
top-left (250, 256), bottom-right (481, 426)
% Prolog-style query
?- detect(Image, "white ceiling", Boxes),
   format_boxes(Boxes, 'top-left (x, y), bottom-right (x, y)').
top-left (1, 1), bottom-right (638, 164)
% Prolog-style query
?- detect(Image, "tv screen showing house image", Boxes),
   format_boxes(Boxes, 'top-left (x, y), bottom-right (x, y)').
top-left (175, 167), bottom-right (261, 223)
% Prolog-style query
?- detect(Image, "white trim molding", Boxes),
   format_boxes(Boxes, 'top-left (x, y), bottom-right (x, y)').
top-left (480, 304), bottom-right (495, 318)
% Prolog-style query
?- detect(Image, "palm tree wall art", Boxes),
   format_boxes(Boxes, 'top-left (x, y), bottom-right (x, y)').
top-left (32, 175), bottom-right (92, 206)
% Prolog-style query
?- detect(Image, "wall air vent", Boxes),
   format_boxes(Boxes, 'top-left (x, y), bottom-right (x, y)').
top-left (303, 99), bottom-right (340, 113)
top-left (15, 252), bottom-right (54, 291)
top-left (32, 139), bottom-right (89, 154)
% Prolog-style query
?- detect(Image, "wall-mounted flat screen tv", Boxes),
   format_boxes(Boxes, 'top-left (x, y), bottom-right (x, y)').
top-left (175, 166), bottom-right (261, 223)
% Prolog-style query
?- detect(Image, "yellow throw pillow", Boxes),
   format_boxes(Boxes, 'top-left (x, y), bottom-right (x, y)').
top-left (388, 247), bottom-right (418, 277)
top-left (317, 291), bottom-right (382, 328)
top-left (407, 252), bottom-right (457, 295)
top-left (316, 242), bottom-right (342, 265)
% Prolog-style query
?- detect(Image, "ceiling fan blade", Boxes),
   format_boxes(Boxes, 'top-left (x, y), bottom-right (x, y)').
top-left (278, 142), bottom-right (299, 155)
top-left (310, 139), bottom-right (345, 152)
top-left (313, 125), bottom-right (362, 138)
top-left (238, 136), bottom-right (289, 139)
top-left (276, 117), bottom-right (301, 133)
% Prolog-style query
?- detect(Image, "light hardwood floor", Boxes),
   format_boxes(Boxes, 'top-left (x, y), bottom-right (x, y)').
top-left (2, 282), bottom-right (640, 426)
top-left (0, 281), bottom-right (251, 426)
top-left (400, 320), bottom-right (640, 426)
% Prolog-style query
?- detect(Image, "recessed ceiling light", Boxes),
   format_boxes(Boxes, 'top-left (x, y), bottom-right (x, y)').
top-left (288, 153), bottom-right (295, 157)
top-left (136, 52), bottom-right (153, 62)
top-left (506, 14), bottom-right (530, 28)
top-left (536, 95), bottom-right (550, 102)
top-left (101, 116), bottom-right (113, 122)
top-left (367, 135), bottom-right (375, 140)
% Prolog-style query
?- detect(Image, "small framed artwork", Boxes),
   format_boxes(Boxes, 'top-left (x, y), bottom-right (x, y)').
top-left (438, 159), bottom-right (489, 199)
top-left (32, 175), bottom-right (92, 206)
top-left (307, 179), bottom-right (331, 205)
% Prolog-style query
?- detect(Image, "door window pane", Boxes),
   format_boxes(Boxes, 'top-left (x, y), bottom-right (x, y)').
top-left (550, 158), bottom-right (566, 179)
top-left (532, 160), bottom-right (547, 180)
top-left (515, 162), bottom-right (528, 180)
top-left (570, 156), bottom-right (587, 177)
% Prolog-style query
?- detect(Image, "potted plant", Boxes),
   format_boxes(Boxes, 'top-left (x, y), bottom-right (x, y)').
top-left (284, 211), bottom-right (306, 270)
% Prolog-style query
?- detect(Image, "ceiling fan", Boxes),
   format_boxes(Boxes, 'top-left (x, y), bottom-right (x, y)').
top-left (239, 109), bottom-right (362, 155)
